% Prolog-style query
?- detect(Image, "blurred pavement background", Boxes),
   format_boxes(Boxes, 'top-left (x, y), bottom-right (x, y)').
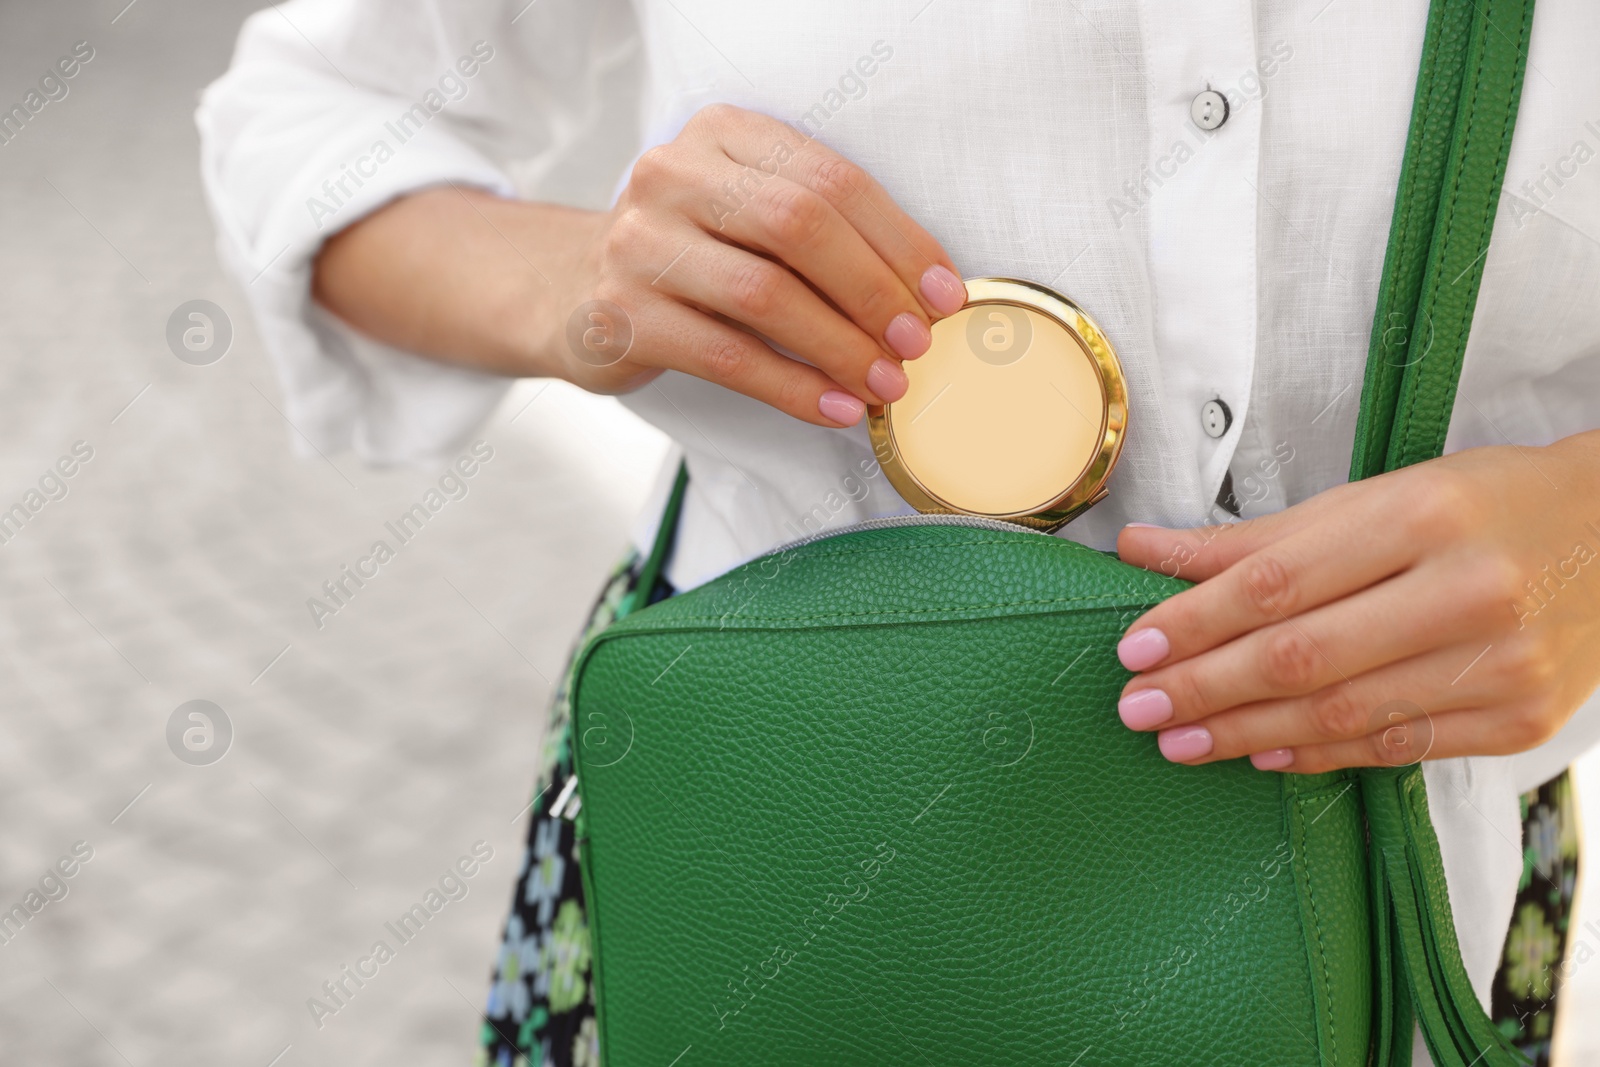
top-left (0, 3), bottom-right (1595, 1065)
top-left (0, 3), bottom-right (669, 1064)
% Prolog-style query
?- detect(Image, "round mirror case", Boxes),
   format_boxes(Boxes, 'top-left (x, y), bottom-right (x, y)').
top-left (867, 277), bottom-right (1128, 531)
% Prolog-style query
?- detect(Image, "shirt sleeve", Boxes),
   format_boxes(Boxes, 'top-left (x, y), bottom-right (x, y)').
top-left (196, 0), bottom-right (642, 464)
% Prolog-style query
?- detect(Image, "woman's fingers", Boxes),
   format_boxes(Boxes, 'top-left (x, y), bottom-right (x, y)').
top-left (630, 297), bottom-right (862, 427)
top-left (702, 106), bottom-right (965, 322)
top-left (703, 174), bottom-right (933, 361)
top-left (599, 103), bottom-right (966, 425)
top-left (1117, 487), bottom-right (1421, 670)
top-left (652, 233), bottom-right (908, 405)
top-left (1162, 641), bottom-right (1506, 765)
top-left (1116, 477), bottom-right (1366, 582)
top-left (1117, 555), bottom-right (1508, 728)
top-left (1280, 700), bottom-right (1562, 774)
top-left (1105, 444), bottom-right (1600, 773)
top-left (778, 140), bottom-right (966, 318)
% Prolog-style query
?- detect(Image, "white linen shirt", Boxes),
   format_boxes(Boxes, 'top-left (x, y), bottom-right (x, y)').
top-left (198, 1), bottom-right (1600, 1052)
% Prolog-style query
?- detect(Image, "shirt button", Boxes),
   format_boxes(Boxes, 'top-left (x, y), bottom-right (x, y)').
top-left (1201, 398), bottom-right (1232, 438)
top-left (1190, 89), bottom-right (1229, 131)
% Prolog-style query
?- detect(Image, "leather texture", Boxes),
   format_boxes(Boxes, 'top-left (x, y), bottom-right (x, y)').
top-left (1351, 0), bottom-right (1536, 479)
top-left (572, 1), bottom-right (1535, 1062)
top-left (574, 529), bottom-right (1366, 1065)
top-left (1365, 768), bottom-right (1528, 1067)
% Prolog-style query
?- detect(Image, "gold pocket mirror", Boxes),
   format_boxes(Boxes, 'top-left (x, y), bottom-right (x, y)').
top-left (867, 277), bottom-right (1128, 531)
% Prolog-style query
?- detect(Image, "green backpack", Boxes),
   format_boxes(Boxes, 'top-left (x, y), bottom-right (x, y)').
top-left (569, 1), bottom-right (1536, 1063)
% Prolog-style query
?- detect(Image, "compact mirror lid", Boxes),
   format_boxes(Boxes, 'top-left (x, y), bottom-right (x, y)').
top-left (867, 277), bottom-right (1128, 530)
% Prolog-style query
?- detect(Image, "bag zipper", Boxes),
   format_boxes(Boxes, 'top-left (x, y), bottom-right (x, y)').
top-left (773, 512), bottom-right (1053, 553)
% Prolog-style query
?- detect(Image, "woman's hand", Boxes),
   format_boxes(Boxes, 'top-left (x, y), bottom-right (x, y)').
top-left (555, 104), bottom-right (964, 425)
top-left (313, 104), bottom-right (965, 428)
top-left (1112, 432), bottom-right (1600, 773)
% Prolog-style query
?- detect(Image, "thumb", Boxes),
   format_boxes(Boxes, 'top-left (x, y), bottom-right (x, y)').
top-left (1116, 485), bottom-right (1346, 580)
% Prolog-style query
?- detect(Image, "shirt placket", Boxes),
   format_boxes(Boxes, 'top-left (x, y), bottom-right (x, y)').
top-left (1138, 0), bottom-right (1262, 519)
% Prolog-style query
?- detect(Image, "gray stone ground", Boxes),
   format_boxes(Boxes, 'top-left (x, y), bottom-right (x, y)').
top-left (0, 3), bottom-right (667, 1065)
top-left (0, 2), bottom-right (1595, 1065)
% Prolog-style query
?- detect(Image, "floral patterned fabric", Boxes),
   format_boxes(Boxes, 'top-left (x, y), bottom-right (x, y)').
top-left (477, 552), bottom-right (664, 1067)
top-left (1492, 769), bottom-right (1581, 1067)
top-left (477, 552), bottom-right (1581, 1067)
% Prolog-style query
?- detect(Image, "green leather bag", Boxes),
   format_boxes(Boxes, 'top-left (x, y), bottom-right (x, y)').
top-left (569, 1), bottom-right (1536, 1063)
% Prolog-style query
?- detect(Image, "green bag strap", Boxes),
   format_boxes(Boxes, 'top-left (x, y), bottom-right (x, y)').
top-left (617, 460), bottom-right (689, 620)
top-left (1351, 0), bottom-right (1536, 479)
top-left (1350, 0), bottom-right (1536, 1064)
top-left (1364, 768), bottom-right (1528, 1067)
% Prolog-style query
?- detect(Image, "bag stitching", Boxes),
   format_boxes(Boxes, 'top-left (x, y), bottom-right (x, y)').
top-left (1394, 3), bottom-right (1467, 464)
top-left (652, 591), bottom-right (1152, 625)
top-left (1400, 0), bottom-right (1528, 464)
top-left (1399, 11), bottom-right (1473, 461)
top-left (1382, 3), bottom-right (1448, 445)
top-left (1296, 791), bottom-right (1341, 1064)
top-left (1371, 0), bottom-right (1451, 474)
top-left (1428, 0), bottom-right (1529, 455)
top-left (749, 535), bottom-right (1148, 566)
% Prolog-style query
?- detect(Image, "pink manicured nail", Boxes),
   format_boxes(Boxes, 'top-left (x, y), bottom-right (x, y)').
top-left (1117, 628), bottom-right (1169, 671)
top-left (818, 390), bottom-right (865, 426)
top-left (1159, 725), bottom-right (1213, 762)
top-left (1251, 749), bottom-right (1295, 771)
top-left (1124, 522), bottom-right (1165, 529)
top-left (884, 312), bottom-right (931, 360)
top-left (919, 265), bottom-right (967, 316)
top-left (1118, 688), bottom-right (1174, 730)
top-left (866, 357), bottom-right (908, 402)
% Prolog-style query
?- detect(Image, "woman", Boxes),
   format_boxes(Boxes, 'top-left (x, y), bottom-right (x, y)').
top-left (199, 2), bottom-right (1600, 1063)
